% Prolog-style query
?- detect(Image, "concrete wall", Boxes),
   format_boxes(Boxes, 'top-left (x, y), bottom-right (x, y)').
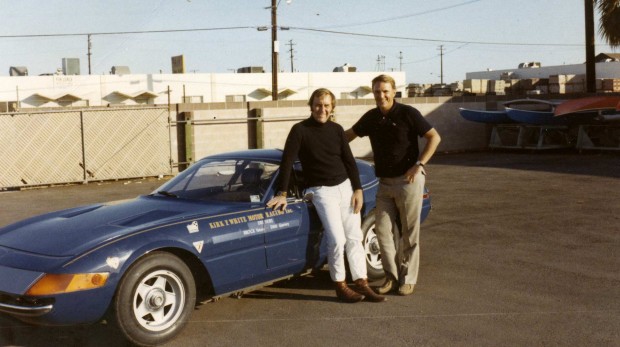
top-left (180, 96), bottom-right (491, 161)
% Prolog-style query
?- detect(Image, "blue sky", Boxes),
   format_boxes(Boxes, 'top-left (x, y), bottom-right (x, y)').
top-left (0, 0), bottom-right (615, 83)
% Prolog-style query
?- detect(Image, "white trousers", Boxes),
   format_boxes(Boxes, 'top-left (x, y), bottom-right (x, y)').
top-left (308, 179), bottom-right (367, 282)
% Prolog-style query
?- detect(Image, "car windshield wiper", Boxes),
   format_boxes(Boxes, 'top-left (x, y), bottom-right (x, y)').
top-left (155, 190), bottom-right (178, 198)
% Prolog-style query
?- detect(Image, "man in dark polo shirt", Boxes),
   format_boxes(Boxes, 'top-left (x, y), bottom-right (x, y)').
top-left (345, 74), bottom-right (441, 296)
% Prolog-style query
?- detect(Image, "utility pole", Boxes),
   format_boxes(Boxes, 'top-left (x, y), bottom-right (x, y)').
top-left (584, 0), bottom-right (595, 93)
top-left (87, 34), bottom-right (92, 75)
top-left (376, 55), bottom-right (385, 71)
top-left (399, 51), bottom-right (403, 71)
top-left (270, 0), bottom-right (279, 100)
top-left (287, 39), bottom-right (296, 72)
top-left (437, 45), bottom-right (444, 85)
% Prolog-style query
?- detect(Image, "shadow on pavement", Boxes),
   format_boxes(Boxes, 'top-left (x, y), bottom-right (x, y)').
top-left (431, 150), bottom-right (620, 179)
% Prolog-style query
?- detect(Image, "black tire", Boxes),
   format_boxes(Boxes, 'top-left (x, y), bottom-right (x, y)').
top-left (112, 252), bottom-right (196, 347)
top-left (361, 211), bottom-right (386, 281)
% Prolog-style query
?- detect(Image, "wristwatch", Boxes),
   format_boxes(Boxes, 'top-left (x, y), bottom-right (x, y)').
top-left (415, 161), bottom-right (425, 167)
top-left (276, 191), bottom-right (288, 197)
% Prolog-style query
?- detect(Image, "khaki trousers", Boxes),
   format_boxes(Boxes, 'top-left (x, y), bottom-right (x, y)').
top-left (375, 172), bottom-right (425, 285)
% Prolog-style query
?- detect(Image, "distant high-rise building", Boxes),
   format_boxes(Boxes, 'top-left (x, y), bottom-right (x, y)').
top-left (62, 58), bottom-right (80, 75)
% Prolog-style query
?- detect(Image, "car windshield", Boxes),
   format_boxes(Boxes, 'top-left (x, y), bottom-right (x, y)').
top-left (153, 159), bottom-right (279, 203)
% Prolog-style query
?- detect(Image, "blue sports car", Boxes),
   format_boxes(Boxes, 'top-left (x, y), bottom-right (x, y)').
top-left (0, 149), bottom-right (431, 346)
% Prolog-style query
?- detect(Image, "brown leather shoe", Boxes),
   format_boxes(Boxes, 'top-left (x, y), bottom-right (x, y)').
top-left (354, 279), bottom-right (387, 302)
top-left (335, 281), bottom-right (364, 303)
top-left (375, 276), bottom-right (397, 295)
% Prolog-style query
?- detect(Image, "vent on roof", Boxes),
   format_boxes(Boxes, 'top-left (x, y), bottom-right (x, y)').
top-left (111, 66), bottom-right (131, 75)
top-left (9, 66), bottom-right (28, 76)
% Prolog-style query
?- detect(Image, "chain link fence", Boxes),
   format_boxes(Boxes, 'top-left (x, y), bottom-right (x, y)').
top-left (0, 107), bottom-right (172, 189)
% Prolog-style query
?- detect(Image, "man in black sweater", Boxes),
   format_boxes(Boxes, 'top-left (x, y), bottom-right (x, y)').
top-left (267, 88), bottom-right (385, 303)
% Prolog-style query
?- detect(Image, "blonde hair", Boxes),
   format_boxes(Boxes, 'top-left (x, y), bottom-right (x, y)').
top-left (371, 74), bottom-right (396, 90)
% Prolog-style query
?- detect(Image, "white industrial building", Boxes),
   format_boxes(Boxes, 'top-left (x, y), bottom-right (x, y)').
top-left (465, 53), bottom-right (620, 80)
top-left (0, 70), bottom-right (405, 111)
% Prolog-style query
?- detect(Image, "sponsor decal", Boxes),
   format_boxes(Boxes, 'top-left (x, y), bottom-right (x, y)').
top-left (208, 208), bottom-right (300, 244)
top-left (106, 256), bottom-right (120, 270)
top-left (186, 221), bottom-right (200, 233)
top-left (208, 209), bottom-right (294, 230)
top-left (193, 240), bottom-right (204, 253)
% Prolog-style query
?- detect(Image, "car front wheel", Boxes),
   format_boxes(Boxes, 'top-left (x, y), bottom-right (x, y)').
top-left (112, 251), bottom-right (196, 347)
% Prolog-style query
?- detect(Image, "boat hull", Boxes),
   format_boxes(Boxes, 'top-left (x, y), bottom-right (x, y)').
top-left (505, 107), bottom-right (568, 125)
top-left (458, 108), bottom-right (513, 124)
top-left (554, 96), bottom-right (620, 116)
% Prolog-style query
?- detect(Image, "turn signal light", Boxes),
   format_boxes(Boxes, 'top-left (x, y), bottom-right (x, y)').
top-left (25, 273), bottom-right (110, 296)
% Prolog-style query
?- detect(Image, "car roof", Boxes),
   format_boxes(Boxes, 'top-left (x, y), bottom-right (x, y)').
top-left (202, 149), bottom-right (284, 163)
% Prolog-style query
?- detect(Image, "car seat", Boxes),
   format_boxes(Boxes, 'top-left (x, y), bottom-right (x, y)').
top-left (240, 167), bottom-right (264, 195)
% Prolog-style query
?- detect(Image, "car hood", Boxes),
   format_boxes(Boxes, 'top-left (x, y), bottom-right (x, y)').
top-left (0, 196), bottom-right (235, 257)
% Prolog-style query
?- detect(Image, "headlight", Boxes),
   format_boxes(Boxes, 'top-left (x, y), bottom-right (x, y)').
top-left (25, 273), bottom-right (109, 296)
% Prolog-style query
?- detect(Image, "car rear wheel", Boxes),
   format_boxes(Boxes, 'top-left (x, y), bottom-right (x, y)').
top-left (112, 252), bottom-right (196, 346)
top-left (361, 211), bottom-right (385, 281)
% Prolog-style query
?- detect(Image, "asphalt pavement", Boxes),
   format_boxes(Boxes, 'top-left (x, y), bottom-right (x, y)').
top-left (0, 150), bottom-right (618, 347)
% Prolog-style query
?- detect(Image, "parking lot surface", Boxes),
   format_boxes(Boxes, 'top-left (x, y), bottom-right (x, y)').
top-left (0, 151), bottom-right (618, 346)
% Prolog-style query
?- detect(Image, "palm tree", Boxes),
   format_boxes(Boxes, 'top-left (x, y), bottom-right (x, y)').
top-left (596, 0), bottom-right (620, 47)
top-left (585, 0), bottom-right (620, 92)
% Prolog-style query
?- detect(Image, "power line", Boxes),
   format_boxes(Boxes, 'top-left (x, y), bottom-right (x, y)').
top-left (289, 27), bottom-right (585, 47)
top-left (0, 26), bottom-right (254, 39)
top-left (324, 0), bottom-right (483, 29)
top-left (0, 25), bottom-right (599, 48)
top-left (403, 43), bottom-right (469, 65)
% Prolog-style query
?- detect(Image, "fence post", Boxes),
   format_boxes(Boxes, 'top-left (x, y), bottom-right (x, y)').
top-left (80, 110), bottom-right (87, 181)
top-left (255, 108), bottom-right (265, 149)
top-left (176, 111), bottom-right (194, 171)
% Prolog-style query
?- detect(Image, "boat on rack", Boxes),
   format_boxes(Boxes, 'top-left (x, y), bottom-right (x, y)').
top-left (554, 96), bottom-right (620, 116)
top-left (504, 107), bottom-right (568, 125)
top-left (554, 96), bottom-right (620, 123)
top-left (459, 98), bottom-right (620, 126)
top-left (458, 108), bottom-right (513, 124)
top-left (502, 99), bottom-right (568, 125)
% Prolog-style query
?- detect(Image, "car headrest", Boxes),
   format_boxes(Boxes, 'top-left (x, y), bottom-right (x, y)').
top-left (241, 168), bottom-right (263, 186)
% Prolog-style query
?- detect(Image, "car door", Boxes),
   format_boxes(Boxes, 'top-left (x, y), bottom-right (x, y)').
top-left (264, 162), bottom-right (324, 275)
top-left (159, 159), bottom-right (271, 294)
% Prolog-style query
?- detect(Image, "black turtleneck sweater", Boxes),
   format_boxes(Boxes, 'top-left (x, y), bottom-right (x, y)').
top-left (276, 116), bottom-right (362, 194)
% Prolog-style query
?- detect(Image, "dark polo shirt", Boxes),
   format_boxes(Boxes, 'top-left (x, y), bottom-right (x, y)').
top-left (352, 102), bottom-right (433, 178)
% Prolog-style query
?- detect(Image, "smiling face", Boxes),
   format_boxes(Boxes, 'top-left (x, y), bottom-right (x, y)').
top-left (373, 81), bottom-right (396, 114)
top-left (310, 93), bottom-right (334, 124)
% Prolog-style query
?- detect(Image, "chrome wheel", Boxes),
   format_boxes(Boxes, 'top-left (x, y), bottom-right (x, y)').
top-left (133, 269), bottom-right (185, 332)
top-left (113, 252), bottom-right (196, 346)
top-left (361, 211), bottom-right (386, 280)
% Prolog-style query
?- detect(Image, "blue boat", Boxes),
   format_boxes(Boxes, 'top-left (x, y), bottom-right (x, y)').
top-left (458, 108), bottom-right (513, 124)
top-left (505, 107), bottom-right (568, 125)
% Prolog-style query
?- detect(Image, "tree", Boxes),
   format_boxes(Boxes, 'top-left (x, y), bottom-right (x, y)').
top-left (596, 0), bottom-right (620, 47)
top-left (585, 0), bottom-right (620, 92)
